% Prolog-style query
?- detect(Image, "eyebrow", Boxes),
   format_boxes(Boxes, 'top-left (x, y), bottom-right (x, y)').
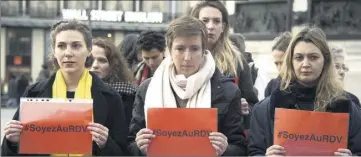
top-left (56, 41), bottom-right (82, 44)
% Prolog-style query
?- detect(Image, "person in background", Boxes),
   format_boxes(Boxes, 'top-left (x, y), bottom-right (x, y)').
top-left (229, 33), bottom-right (270, 101)
top-left (118, 34), bottom-right (141, 73)
top-left (91, 37), bottom-right (137, 127)
top-left (264, 32), bottom-right (292, 97)
top-left (189, 1), bottom-right (259, 130)
top-left (15, 74), bottom-right (29, 105)
top-left (6, 72), bottom-right (18, 107)
top-left (329, 45), bottom-right (360, 105)
top-left (133, 31), bottom-right (165, 86)
top-left (128, 16), bottom-right (247, 156)
top-left (248, 26), bottom-right (361, 156)
top-left (36, 63), bottom-right (51, 82)
top-left (2, 20), bottom-right (129, 156)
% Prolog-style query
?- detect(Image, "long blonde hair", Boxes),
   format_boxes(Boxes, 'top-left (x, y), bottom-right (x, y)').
top-left (190, 0), bottom-right (243, 77)
top-left (280, 26), bottom-right (346, 111)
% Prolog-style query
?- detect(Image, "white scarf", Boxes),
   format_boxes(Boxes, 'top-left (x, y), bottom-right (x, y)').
top-left (144, 51), bottom-right (216, 126)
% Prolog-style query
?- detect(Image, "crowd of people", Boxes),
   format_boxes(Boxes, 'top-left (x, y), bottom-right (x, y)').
top-left (2, 0), bottom-right (361, 156)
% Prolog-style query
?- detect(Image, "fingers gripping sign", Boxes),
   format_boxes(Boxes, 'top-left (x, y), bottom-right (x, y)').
top-left (87, 122), bottom-right (109, 149)
top-left (4, 120), bottom-right (23, 144)
top-left (209, 132), bottom-right (228, 156)
top-left (135, 128), bottom-right (155, 155)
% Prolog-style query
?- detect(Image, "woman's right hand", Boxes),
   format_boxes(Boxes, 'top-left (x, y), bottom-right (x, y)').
top-left (135, 128), bottom-right (155, 155)
top-left (266, 145), bottom-right (286, 156)
top-left (4, 120), bottom-right (23, 144)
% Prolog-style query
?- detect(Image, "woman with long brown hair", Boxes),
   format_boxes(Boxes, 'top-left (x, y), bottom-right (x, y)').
top-left (248, 26), bottom-right (361, 156)
top-left (2, 20), bottom-right (128, 156)
top-left (90, 37), bottom-right (137, 127)
top-left (189, 0), bottom-right (258, 121)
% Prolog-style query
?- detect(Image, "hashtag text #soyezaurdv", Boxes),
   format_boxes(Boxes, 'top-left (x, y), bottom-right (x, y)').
top-left (154, 129), bottom-right (212, 138)
top-left (277, 131), bottom-right (343, 144)
top-left (23, 124), bottom-right (87, 134)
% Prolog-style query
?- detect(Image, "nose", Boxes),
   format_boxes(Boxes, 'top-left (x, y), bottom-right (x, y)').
top-left (206, 21), bottom-right (215, 31)
top-left (64, 46), bottom-right (74, 57)
top-left (148, 59), bottom-right (154, 65)
top-left (302, 58), bottom-right (311, 67)
top-left (91, 60), bottom-right (99, 70)
top-left (184, 50), bottom-right (192, 61)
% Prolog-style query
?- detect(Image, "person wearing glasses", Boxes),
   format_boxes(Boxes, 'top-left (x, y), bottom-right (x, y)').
top-left (329, 45), bottom-right (360, 105)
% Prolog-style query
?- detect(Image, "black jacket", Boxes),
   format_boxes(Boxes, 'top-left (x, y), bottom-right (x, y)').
top-left (127, 69), bottom-right (247, 156)
top-left (232, 59), bottom-right (259, 130)
top-left (264, 76), bottom-right (281, 98)
top-left (1, 72), bottom-right (129, 156)
top-left (235, 59), bottom-right (259, 107)
top-left (248, 84), bottom-right (361, 156)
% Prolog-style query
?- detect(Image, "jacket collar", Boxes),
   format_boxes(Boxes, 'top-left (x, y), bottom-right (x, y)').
top-left (31, 71), bottom-right (114, 95)
top-left (269, 89), bottom-right (351, 121)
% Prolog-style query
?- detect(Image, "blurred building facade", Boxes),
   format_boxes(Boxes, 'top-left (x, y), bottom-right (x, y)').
top-left (0, 0), bottom-right (195, 82)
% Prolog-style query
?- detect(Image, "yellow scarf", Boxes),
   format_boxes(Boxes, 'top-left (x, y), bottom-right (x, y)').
top-left (52, 69), bottom-right (92, 156)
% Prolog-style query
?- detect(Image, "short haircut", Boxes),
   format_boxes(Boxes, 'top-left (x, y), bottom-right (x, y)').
top-left (166, 16), bottom-right (208, 52)
top-left (136, 30), bottom-right (166, 53)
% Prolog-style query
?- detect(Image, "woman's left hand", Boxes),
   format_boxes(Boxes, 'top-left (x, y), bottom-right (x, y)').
top-left (88, 123), bottom-right (109, 149)
top-left (334, 148), bottom-right (352, 156)
top-left (209, 132), bottom-right (228, 156)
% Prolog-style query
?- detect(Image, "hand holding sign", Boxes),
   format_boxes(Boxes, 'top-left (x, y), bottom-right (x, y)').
top-left (266, 145), bottom-right (286, 156)
top-left (334, 149), bottom-right (352, 156)
top-left (4, 120), bottom-right (23, 144)
top-left (135, 128), bottom-right (155, 155)
top-left (88, 123), bottom-right (109, 149)
top-left (209, 132), bottom-right (228, 156)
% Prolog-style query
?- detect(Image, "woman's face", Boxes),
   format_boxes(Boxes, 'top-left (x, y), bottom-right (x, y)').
top-left (198, 7), bottom-right (224, 48)
top-left (334, 57), bottom-right (348, 81)
top-left (54, 30), bottom-right (89, 74)
top-left (292, 41), bottom-right (324, 86)
top-left (171, 35), bottom-right (204, 78)
top-left (90, 45), bottom-right (110, 79)
top-left (271, 49), bottom-right (285, 73)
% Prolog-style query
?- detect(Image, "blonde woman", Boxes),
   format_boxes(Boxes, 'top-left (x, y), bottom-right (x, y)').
top-left (248, 26), bottom-right (361, 156)
top-left (189, 0), bottom-right (259, 115)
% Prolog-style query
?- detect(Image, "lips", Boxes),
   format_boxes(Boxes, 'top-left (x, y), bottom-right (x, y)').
top-left (63, 61), bottom-right (75, 64)
top-left (208, 34), bottom-right (215, 38)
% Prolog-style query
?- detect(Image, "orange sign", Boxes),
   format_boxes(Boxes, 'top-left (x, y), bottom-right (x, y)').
top-left (19, 99), bottom-right (93, 154)
top-left (274, 108), bottom-right (349, 156)
top-left (147, 108), bottom-right (217, 156)
top-left (14, 56), bottom-right (22, 65)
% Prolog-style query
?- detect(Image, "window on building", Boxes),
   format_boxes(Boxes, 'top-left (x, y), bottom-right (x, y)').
top-left (64, 0), bottom-right (98, 10)
top-left (92, 30), bottom-right (115, 42)
top-left (5, 28), bottom-right (32, 77)
top-left (6, 28), bottom-right (32, 56)
top-left (102, 1), bottom-right (133, 11)
top-left (1, 1), bottom-right (22, 16)
top-left (28, 1), bottom-right (60, 18)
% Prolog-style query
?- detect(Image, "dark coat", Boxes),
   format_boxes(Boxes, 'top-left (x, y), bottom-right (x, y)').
top-left (127, 69), bottom-right (247, 156)
top-left (248, 85), bottom-right (361, 156)
top-left (1, 72), bottom-right (129, 156)
top-left (235, 59), bottom-right (259, 107)
top-left (264, 76), bottom-right (281, 98)
top-left (104, 81), bottom-right (137, 128)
